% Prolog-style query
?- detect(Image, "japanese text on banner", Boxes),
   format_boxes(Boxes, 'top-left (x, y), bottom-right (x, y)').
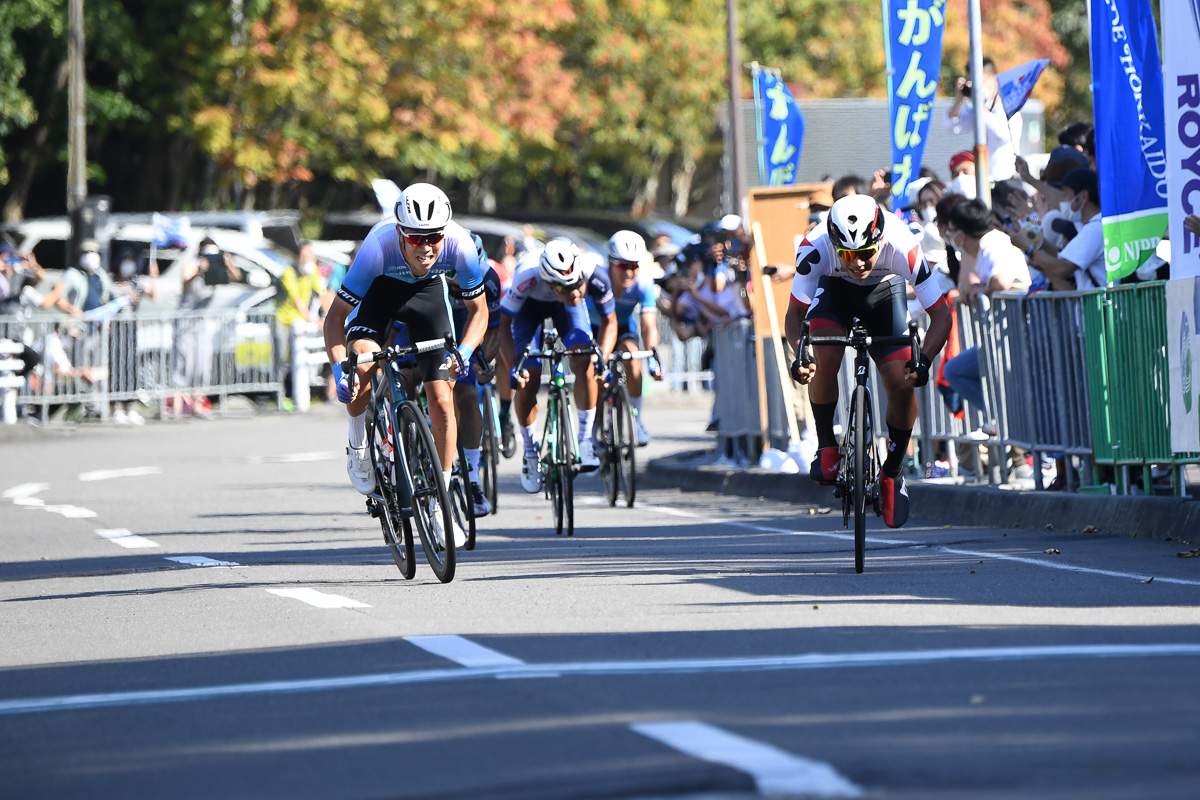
top-left (888, 0), bottom-right (946, 202)
top-left (754, 71), bottom-right (806, 186)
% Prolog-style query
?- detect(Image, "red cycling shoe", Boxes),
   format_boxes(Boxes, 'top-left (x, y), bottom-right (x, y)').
top-left (879, 471), bottom-right (910, 528)
top-left (809, 447), bottom-right (841, 485)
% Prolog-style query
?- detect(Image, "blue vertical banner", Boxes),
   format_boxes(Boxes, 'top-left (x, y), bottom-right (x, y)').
top-left (885, 0), bottom-right (947, 203)
top-left (1090, 0), bottom-right (1170, 282)
top-left (752, 70), bottom-right (806, 186)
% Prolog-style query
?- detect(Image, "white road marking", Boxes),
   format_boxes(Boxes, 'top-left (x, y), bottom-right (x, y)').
top-left (165, 556), bottom-right (240, 567)
top-left (247, 452), bottom-right (339, 465)
top-left (43, 505), bottom-right (98, 519)
top-left (405, 635), bottom-right (525, 667)
top-left (94, 529), bottom-right (159, 549)
top-left (266, 588), bottom-right (370, 609)
top-left (78, 467), bottom-right (162, 482)
top-left (3, 643), bottom-right (1197, 716)
top-left (631, 719), bottom-right (862, 798)
top-left (630, 500), bottom-right (1200, 585)
top-left (3, 483), bottom-right (49, 500)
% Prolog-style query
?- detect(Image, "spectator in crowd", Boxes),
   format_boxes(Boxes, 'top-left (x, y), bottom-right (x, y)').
top-left (196, 237), bottom-right (242, 286)
top-left (945, 151), bottom-right (977, 199)
top-left (1024, 168), bottom-right (1105, 290)
top-left (945, 55), bottom-right (1020, 183)
top-left (1058, 122), bottom-right (1091, 153)
top-left (169, 252), bottom-right (216, 419)
top-left (41, 240), bottom-right (109, 317)
top-left (992, 183), bottom-right (1050, 291)
top-left (1015, 146), bottom-right (1089, 222)
top-left (321, 247), bottom-right (353, 402)
top-left (935, 192), bottom-right (970, 287)
top-left (275, 242), bottom-right (326, 402)
top-left (107, 248), bottom-right (159, 424)
top-left (497, 235), bottom-right (519, 282)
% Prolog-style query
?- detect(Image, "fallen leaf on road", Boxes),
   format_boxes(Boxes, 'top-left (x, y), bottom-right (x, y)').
top-left (1044, 548), bottom-right (1061, 555)
top-left (1141, 577), bottom-right (1154, 584)
top-left (812, 605), bottom-right (820, 610)
top-left (1178, 548), bottom-right (1200, 558)
top-left (1081, 525), bottom-right (1096, 533)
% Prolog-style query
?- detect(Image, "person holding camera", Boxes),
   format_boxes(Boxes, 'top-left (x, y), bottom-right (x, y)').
top-left (944, 56), bottom-right (1020, 183)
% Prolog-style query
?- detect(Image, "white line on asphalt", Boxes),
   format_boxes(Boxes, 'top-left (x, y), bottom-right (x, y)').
top-left (94, 529), bottom-right (159, 549)
top-left (404, 635), bottom-right (526, 667)
top-left (629, 501), bottom-right (1199, 585)
top-left (265, 588), bottom-right (371, 609)
top-left (630, 719), bottom-right (862, 798)
top-left (165, 556), bottom-right (240, 567)
top-left (43, 505), bottom-right (99, 519)
top-left (3, 643), bottom-right (1198, 716)
top-left (246, 452), bottom-right (339, 464)
top-left (78, 467), bottom-right (162, 482)
top-left (2, 483), bottom-right (49, 500)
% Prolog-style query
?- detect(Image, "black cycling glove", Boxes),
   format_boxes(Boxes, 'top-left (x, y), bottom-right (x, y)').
top-left (790, 357), bottom-right (807, 384)
top-left (910, 352), bottom-right (932, 387)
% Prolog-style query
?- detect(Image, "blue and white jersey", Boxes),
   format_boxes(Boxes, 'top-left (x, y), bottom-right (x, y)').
top-left (500, 250), bottom-right (615, 317)
top-left (450, 265), bottom-right (503, 329)
top-left (588, 271), bottom-right (657, 328)
top-left (336, 219), bottom-right (484, 306)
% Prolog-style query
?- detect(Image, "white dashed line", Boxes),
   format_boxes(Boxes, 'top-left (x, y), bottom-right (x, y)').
top-left (266, 588), bottom-right (370, 609)
top-left (631, 719), bottom-right (862, 797)
top-left (3, 643), bottom-right (1197, 716)
top-left (78, 467), bottom-right (162, 482)
top-left (246, 452), bottom-right (339, 465)
top-left (2, 483), bottom-right (49, 500)
top-left (405, 635), bottom-right (526, 667)
top-left (165, 556), bottom-right (240, 567)
top-left (94, 529), bottom-right (159, 549)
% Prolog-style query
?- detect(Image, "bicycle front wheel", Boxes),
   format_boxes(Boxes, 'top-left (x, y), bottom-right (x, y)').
top-left (370, 396), bottom-right (415, 579)
top-left (852, 384), bottom-right (869, 574)
top-left (450, 444), bottom-right (476, 551)
top-left (555, 387), bottom-right (576, 537)
top-left (480, 387), bottom-right (499, 513)
top-left (399, 401), bottom-right (456, 582)
top-left (614, 386), bottom-right (637, 508)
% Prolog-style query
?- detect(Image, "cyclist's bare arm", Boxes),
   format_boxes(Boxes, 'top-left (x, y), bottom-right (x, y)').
top-left (323, 295), bottom-right (353, 367)
top-left (597, 311), bottom-right (618, 363)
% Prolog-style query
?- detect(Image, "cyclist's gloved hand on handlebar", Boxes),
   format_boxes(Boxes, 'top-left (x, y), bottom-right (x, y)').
top-left (790, 357), bottom-right (816, 385)
top-left (509, 366), bottom-right (528, 391)
top-left (648, 356), bottom-right (663, 381)
top-left (907, 352), bottom-right (933, 387)
top-left (332, 361), bottom-right (353, 404)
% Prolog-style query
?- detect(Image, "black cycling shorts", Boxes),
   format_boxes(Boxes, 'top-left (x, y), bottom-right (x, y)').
top-left (806, 275), bottom-right (911, 364)
top-left (346, 275), bottom-right (455, 382)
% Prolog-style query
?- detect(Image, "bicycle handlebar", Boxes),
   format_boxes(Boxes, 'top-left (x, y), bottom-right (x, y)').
top-left (799, 319), bottom-right (921, 371)
top-left (342, 335), bottom-right (465, 398)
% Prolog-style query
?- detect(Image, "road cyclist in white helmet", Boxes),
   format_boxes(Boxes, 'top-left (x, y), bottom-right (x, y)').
top-left (498, 237), bottom-right (617, 492)
top-left (784, 194), bottom-right (952, 529)
top-left (587, 230), bottom-right (663, 446)
top-left (323, 183), bottom-right (489, 545)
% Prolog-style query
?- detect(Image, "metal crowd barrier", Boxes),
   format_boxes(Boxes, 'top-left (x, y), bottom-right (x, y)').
top-left (655, 314), bottom-right (711, 391)
top-left (708, 318), bottom-right (793, 460)
top-left (0, 308), bottom-right (284, 424)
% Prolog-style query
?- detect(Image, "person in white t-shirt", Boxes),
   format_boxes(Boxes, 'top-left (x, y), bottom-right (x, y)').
top-left (1024, 168), bottom-right (1105, 290)
top-left (944, 57), bottom-right (1021, 183)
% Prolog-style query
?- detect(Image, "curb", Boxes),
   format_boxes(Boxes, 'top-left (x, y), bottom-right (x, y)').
top-left (644, 450), bottom-right (1200, 542)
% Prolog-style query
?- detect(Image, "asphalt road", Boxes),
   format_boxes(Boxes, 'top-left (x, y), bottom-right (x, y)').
top-left (1, 398), bottom-right (1199, 799)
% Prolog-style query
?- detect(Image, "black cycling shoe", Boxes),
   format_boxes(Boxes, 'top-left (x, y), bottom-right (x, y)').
top-left (500, 415), bottom-right (517, 459)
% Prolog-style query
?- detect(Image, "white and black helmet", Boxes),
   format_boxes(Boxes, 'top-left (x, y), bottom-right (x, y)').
top-left (394, 182), bottom-right (452, 231)
top-left (607, 230), bottom-right (648, 263)
top-left (538, 238), bottom-right (583, 286)
top-left (827, 194), bottom-right (886, 252)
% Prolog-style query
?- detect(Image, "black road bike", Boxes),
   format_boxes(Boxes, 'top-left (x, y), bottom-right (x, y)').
top-left (799, 318), bottom-right (920, 574)
top-left (596, 347), bottom-right (658, 508)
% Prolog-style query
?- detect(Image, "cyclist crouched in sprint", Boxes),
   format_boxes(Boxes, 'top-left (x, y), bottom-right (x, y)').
top-left (784, 195), bottom-right (951, 528)
top-left (499, 238), bottom-right (617, 492)
top-left (323, 183), bottom-right (488, 544)
top-left (588, 230), bottom-right (664, 446)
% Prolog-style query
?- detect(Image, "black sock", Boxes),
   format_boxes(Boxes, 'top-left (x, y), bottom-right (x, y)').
top-left (811, 402), bottom-right (837, 449)
top-left (500, 399), bottom-right (511, 418)
top-left (884, 423), bottom-right (912, 478)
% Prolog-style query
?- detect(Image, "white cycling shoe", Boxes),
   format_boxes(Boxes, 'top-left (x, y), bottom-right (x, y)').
top-left (470, 482), bottom-right (492, 516)
top-left (634, 417), bottom-right (650, 447)
top-left (578, 439), bottom-right (600, 472)
top-left (521, 453), bottom-right (542, 493)
top-left (347, 444), bottom-right (376, 495)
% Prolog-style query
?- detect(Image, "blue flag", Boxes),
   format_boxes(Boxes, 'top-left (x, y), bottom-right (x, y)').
top-left (753, 71), bottom-right (805, 186)
top-left (151, 213), bottom-right (191, 248)
top-left (1091, 0), bottom-right (1170, 282)
top-left (885, 0), bottom-right (947, 203)
top-left (996, 58), bottom-right (1050, 119)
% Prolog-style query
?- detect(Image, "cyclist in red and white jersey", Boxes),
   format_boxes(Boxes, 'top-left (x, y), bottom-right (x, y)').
top-left (784, 195), bottom-right (952, 528)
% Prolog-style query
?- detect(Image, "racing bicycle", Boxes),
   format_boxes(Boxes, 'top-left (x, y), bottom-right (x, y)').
top-left (798, 318), bottom-right (920, 574)
top-left (596, 347), bottom-right (658, 508)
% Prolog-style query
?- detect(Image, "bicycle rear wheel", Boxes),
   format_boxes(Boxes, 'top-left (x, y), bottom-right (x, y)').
top-left (852, 385), bottom-right (869, 574)
top-left (480, 387), bottom-right (499, 513)
top-left (449, 444), bottom-right (476, 551)
top-left (614, 386), bottom-right (637, 508)
top-left (398, 401), bottom-right (456, 582)
top-left (555, 387), bottom-right (576, 537)
top-left (370, 396), bottom-right (415, 579)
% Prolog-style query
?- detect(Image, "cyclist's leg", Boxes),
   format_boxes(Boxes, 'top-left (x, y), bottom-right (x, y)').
top-left (617, 332), bottom-right (651, 444)
top-left (396, 277), bottom-right (458, 481)
top-left (865, 277), bottom-right (916, 528)
top-left (558, 303), bottom-right (599, 467)
top-left (343, 280), bottom-right (399, 494)
top-left (807, 276), bottom-right (850, 479)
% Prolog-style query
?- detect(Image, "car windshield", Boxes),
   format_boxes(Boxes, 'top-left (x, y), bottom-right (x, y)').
top-left (255, 245), bottom-right (293, 268)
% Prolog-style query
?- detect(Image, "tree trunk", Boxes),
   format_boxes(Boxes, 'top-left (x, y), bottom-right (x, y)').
top-left (2, 56), bottom-right (71, 222)
top-left (633, 149), bottom-right (666, 218)
top-left (671, 153), bottom-right (698, 219)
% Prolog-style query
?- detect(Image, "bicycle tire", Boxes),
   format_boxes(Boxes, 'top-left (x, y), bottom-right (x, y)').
top-left (370, 396), bottom-right (415, 579)
top-left (615, 386), bottom-right (637, 508)
top-left (547, 391), bottom-right (565, 536)
top-left (555, 386), bottom-right (576, 537)
top-left (480, 387), bottom-right (499, 513)
top-left (600, 392), bottom-right (618, 506)
top-left (399, 400), bottom-right (456, 582)
top-left (450, 444), bottom-right (476, 551)
top-left (853, 384), bottom-right (869, 574)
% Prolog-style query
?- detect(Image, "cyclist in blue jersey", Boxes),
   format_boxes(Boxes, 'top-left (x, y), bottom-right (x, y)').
top-left (323, 183), bottom-right (488, 508)
top-left (499, 238), bottom-right (617, 492)
top-left (588, 230), bottom-right (663, 446)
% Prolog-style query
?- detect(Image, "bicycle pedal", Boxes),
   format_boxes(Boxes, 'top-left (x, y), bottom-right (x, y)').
top-left (366, 500), bottom-right (380, 517)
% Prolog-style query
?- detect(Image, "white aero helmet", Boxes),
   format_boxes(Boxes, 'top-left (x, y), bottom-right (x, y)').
top-left (607, 230), bottom-right (648, 263)
top-left (394, 182), bottom-right (452, 231)
top-left (538, 238), bottom-right (583, 286)
top-left (827, 194), bottom-right (886, 252)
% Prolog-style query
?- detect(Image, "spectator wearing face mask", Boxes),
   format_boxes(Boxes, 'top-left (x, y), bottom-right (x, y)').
top-left (107, 249), bottom-right (160, 424)
top-left (42, 240), bottom-right (110, 317)
top-left (1024, 168), bottom-right (1105, 290)
top-left (945, 152), bottom-right (977, 199)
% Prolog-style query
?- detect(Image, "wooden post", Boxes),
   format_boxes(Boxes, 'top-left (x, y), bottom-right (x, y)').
top-left (753, 221), bottom-right (801, 445)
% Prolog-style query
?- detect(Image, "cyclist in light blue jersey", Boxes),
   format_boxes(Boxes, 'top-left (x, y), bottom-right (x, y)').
top-left (323, 183), bottom-right (488, 508)
top-left (588, 230), bottom-right (663, 446)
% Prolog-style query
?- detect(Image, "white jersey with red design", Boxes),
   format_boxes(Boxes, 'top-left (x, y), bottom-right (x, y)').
top-left (790, 213), bottom-right (944, 310)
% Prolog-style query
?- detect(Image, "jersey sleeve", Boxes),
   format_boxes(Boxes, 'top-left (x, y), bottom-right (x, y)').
top-left (638, 278), bottom-right (658, 315)
top-left (789, 236), bottom-right (826, 304)
top-left (500, 266), bottom-right (536, 316)
top-left (903, 243), bottom-right (945, 310)
top-left (337, 230), bottom-right (385, 305)
top-left (587, 267), bottom-right (616, 315)
top-left (449, 227), bottom-right (485, 295)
